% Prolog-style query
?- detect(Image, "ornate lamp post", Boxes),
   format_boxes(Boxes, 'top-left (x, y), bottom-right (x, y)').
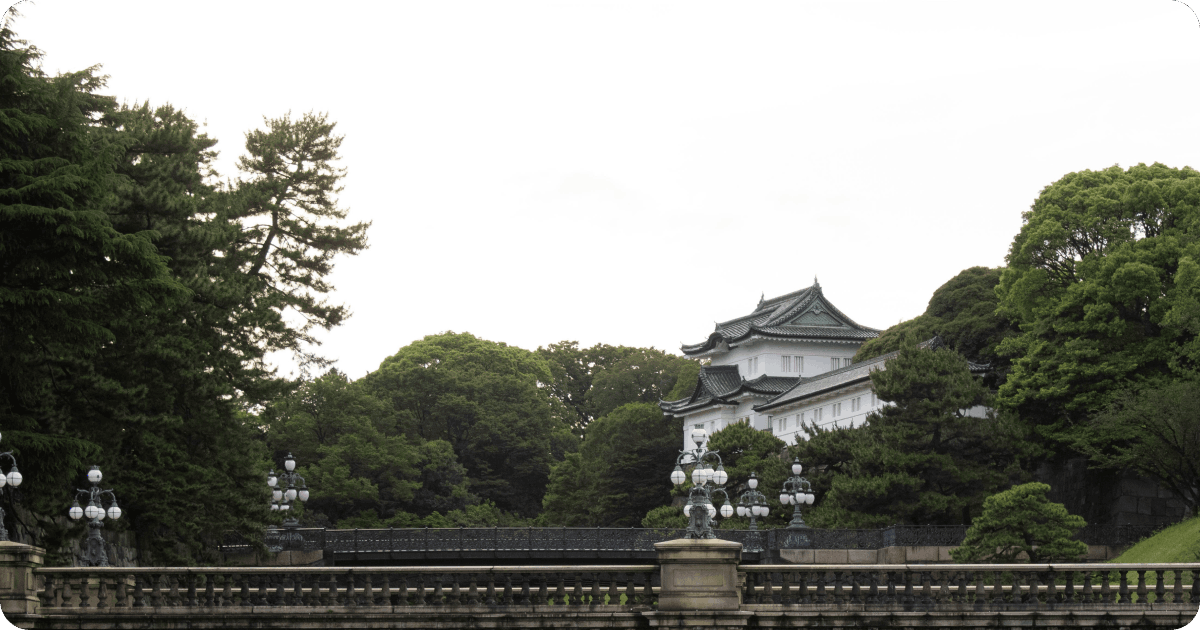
top-left (779, 457), bottom-right (815, 529)
top-left (735, 472), bottom-right (769, 530)
top-left (0, 432), bottom-right (25, 542)
top-left (669, 428), bottom-right (734, 539)
top-left (266, 453), bottom-right (309, 550)
top-left (67, 466), bottom-right (122, 567)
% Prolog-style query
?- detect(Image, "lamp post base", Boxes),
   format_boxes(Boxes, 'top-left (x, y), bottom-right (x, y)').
top-left (785, 505), bottom-right (809, 530)
top-left (83, 520), bottom-right (108, 567)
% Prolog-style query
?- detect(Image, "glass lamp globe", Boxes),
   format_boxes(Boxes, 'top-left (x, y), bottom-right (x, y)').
top-left (691, 466), bottom-right (704, 485)
top-left (762, 507), bottom-right (770, 517)
top-left (267, 472), bottom-right (277, 488)
top-left (720, 502), bottom-right (734, 518)
top-left (107, 505), bottom-right (122, 520)
top-left (272, 489), bottom-right (283, 502)
top-left (670, 466), bottom-right (685, 486)
top-left (84, 502), bottom-right (101, 519)
top-left (792, 460), bottom-right (803, 475)
top-left (702, 466), bottom-right (714, 484)
top-left (285, 453), bottom-right (296, 472)
top-left (0, 473), bottom-right (6, 489)
top-left (713, 465), bottom-right (728, 486)
top-left (6, 466), bottom-right (21, 487)
top-left (298, 488), bottom-right (309, 502)
top-left (285, 487), bottom-right (297, 501)
top-left (69, 502), bottom-right (84, 520)
top-left (690, 428), bottom-right (706, 447)
top-left (682, 504), bottom-right (692, 517)
top-left (87, 466), bottom-right (103, 483)
top-left (737, 505), bottom-right (747, 517)
top-left (805, 493), bottom-right (815, 505)
top-left (779, 493), bottom-right (790, 504)
top-left (748, 474), bottom-right (758, 489)
top-left (280, 504), bottom-right (290, 511)
top-left (270, 503), bottom-right (279, 511)
top-left (706, 504), bottom-right (716, 518)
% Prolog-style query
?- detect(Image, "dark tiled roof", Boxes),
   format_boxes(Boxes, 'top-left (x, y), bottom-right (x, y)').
top-left (659, 365), bottom-right (801, 415)
top-left (681, 282), bottom-right (880, 356)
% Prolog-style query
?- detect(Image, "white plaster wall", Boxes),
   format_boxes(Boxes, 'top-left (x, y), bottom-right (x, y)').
top-left (712, 339), bottom-right (861, 378)
top-left (767, 383), bottom-right (882, 443)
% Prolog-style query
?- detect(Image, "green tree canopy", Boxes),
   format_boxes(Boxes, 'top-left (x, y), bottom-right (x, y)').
top-left (995, 164), bottom-right (1200, 443)
top-left (798, 343), bottom-right (1028, 528)
top-left (362, 332), bottom-right (575, 517)
top-left (537, 341), bottom-right (697, 436)
top-left (704, 421), bottom-right (789, 529)
top-left (855, 267), bottom-right (1015, 386)
top-left (1078, 379), bottom-right (1200, 516)
top-left (541, 402), bottom-right (681, 526)
top-left (950, 482), bottom-right (1088, 563)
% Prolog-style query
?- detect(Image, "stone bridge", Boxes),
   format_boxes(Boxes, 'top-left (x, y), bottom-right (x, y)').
top-left (3, 540), bottom-right (1198, 629)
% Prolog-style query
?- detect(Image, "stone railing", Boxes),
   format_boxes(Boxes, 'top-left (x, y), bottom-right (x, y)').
top-left (4, 539), bottom-right (1198, 629)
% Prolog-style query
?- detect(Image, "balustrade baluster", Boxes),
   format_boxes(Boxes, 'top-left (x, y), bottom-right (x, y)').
top-left (761, 571), bottom-right (773, 604)
top-left (220, 573), bottom-right (232, 607)
top-left (274, 573), bottom-right (287, 607)
top-left (362, 572), bottom-right (374, 607)
top-left (1099, 569), bottom-right (1112, 604)
top-left (238, 573), bottom-right (250, 607)
top-left (589, 572), bottom-right (600, 606)
top-left (255, 573), bottom-right (269, 606)
top-left (39, 573), bottom-right (55, 608)
top-left (624, 572), bottom-right (635, 608)
top-left (415, 574), bottom-right (426, 606)
top-left (885, 571), bottom-right (898, 605)
top-left (188, 571), bottom-right (199, 607)
top-left (319, 574), bottom-right (333, 607)
top-left (1173, 569), bottom-right (1184, 604)
top-left (955, 571), bottom-right (967, 604)
top-left (346, 570), bottom-right (358, 608)
top-left (1135, 569), bottom-right (1147, 604)
top-left (433, 573), bottom-right (446, 606)
top-left (780, 571), bottom-right (792, 605)
top-left (149, 574), bottom-right (163, 607)
top-left (570, 572), bottom-right (582, 605)
top-left (816, 571), bottom-right (828, 605)
top-left (990, 571), bottom-right (1002, 604)
top-left (534, 573), bottom-right (547, 606)
top-left (849, 570), bottom-right (861, 604)
top-left (468, 575), bottom-right (481, 606)
top-left (95, 573), bottom-right (107, 608)
top-left (831, 570), bottom-right (844, 604)
top-left (396, 571), bottom-right (410, 607)
top-left (1118, 569), bottom-right (1131, 604)
top-left (1081, 571), bottom-right (1093, 604)
top-left (485, 574), bottom-right (497, 606)
top-left (643, 570), bottom-right (654, 607)
top-left (503, 573), bottom-right (516, 606)
top-left (1192, 570), bottom-right (1200, 603)
top-left (606, 572), bottom-right (619, 606)
top-left (920, 571), bottom-right (933, 606)
top-left (1045, 570), bottom-right (1057, 604)
top-left (971, 572), bottom-right (983, 607)
top-left (517, 573), bottom-right (530, 605)
top-left (166, 572), bottom-right (178, 606)
top-left (868, 571), bottom-right (880, 605)
top-left (62, 576), bottom-right (74, 608)
top-left (451, 573), bottom-right (464, 606)
top-left (1063, 571), bottom-right (1075, 604)
top-left (1153, 569), bottom-right (1165, 604)
top-left (379, 573), bottom-right (391, 607)
top-left (117, 573), bottom-right (130, 608)
top-left (554, 573), bottom-right (566, 605)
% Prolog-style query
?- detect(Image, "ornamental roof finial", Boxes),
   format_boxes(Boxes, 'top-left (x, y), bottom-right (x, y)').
top-left (814, 274), bottom-right (820, 288)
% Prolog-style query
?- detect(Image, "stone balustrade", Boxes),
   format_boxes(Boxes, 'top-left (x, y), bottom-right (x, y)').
top-left (3, 539), bottom-right (1197, 629)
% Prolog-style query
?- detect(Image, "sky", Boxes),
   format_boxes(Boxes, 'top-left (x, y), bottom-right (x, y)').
top-left (7, 1), bottom-right (1200, 379)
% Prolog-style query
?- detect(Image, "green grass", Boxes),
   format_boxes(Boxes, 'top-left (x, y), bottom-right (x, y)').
top-left (1111, 515), bottom-right (1200, 564)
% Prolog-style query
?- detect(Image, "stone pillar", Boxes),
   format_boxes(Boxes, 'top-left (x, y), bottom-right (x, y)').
top-left (0, 541), bottom-right (44, 615)
top-left (645, 538), bottom-right (753, 629)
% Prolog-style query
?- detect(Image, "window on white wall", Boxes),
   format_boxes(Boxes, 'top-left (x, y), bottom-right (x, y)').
top-left (815, 407), bottom-right (823, 422)
top-left (781, 356), bottom-right (790, 372)
top-left (797, 356), bottom-right (804, 372)
top-left (831, 357), bottom-right (840, 370)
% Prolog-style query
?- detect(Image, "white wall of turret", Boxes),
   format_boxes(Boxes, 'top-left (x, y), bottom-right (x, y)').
top-left (711, 339), bottom-right (860, 378)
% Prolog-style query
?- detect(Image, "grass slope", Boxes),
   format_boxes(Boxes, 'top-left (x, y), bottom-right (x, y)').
top-left (1111, 515), bottom-right (1200, 563)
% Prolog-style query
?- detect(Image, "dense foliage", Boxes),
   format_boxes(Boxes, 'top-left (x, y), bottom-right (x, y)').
top-left (950, 482), bottom-right (1088, 563)
top-left (794, 344), bottom-right (1031, 528)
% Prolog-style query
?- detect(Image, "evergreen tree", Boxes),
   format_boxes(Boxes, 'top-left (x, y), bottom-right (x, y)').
top-left (950, 482), bottom-right (1088, 563)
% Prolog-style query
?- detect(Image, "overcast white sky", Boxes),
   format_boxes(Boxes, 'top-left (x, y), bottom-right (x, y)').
top-left (8, 1), bottom-right (1200, 378)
